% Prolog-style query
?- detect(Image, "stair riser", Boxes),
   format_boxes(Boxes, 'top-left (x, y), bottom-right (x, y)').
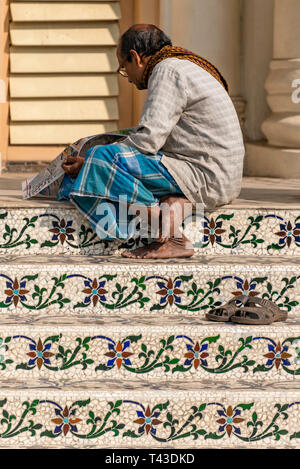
top-left (1, 207), bottom-right (300, 256)
top-left (1, 262), bottom-right (300, 318)
top-left (0, 325), bottom-right (299, 386)
top-left (0, 390), bottom-right (298, 448)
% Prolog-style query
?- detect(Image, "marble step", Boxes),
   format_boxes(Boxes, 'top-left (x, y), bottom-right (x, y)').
top-left (1, 255), bottom-right (300, 320)
top-left (0, 322), bottom-right (298, 388)
top-left (0, 387), bottom-right (299, 448)
top-left (2, 174), bottom-right (300, 258)
top-left (1, 202), bottom-right (300, 258)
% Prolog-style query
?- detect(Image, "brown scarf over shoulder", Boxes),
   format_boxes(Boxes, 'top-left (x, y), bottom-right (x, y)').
top-left (141, 45), bottom-right (229, 92)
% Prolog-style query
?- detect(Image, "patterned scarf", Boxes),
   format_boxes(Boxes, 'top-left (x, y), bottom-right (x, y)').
top-left (141, 45), bottom-right (229, 92)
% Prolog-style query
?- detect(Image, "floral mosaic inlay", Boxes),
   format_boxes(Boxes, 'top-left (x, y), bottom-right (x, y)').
top-left (0, 394), bottom-right (298, 445)
top-left (0, 270), bottom-right (299, 315)
top-left (0, 330), bottom-right (298, 379)
top-left (2, 209), bottom-right (300, 256)
top-left (273, 220), bottom-right (300, 249)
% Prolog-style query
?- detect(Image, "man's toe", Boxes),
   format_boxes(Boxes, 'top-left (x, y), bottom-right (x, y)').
top-left (121, 250), bottom-right (132, 258)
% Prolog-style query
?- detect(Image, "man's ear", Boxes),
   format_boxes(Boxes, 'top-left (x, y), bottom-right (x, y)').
top-left (129, 49), bottom-right (143, 67)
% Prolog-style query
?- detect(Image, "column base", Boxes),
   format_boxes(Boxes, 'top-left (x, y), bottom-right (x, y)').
top-left (244, 141), bottom-right (300, 178)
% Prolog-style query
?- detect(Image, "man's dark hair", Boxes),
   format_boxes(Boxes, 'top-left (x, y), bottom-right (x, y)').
top-left (120, 24), bottom-right (172, 62)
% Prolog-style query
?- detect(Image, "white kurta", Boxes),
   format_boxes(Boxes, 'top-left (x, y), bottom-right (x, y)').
top-left (121, 57), bottom-right (245, 210)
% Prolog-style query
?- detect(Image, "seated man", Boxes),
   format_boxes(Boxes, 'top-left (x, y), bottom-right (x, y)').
top-left (61, 24), bottom-right (245, 259)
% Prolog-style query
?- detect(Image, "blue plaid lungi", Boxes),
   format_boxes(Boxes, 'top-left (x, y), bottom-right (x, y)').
top-left (57, 143), bottom-right (183, 240)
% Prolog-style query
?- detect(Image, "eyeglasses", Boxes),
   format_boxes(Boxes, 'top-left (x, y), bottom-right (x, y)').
top-left (117, 66), bottom-right (128, 78)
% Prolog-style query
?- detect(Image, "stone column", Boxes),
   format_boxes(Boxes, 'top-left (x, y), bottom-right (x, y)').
top-left (160, 0), bottom-right (246, 129)
top-left (262, 0), bottom-right (300, 147)
top-left (245, 0), bottom-right (300, 177)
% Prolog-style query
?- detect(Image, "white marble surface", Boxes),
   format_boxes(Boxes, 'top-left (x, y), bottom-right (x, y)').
top-left (0, 174), bottom-right (300, 448)
top-left (1, 174), bottom-right (300, 208)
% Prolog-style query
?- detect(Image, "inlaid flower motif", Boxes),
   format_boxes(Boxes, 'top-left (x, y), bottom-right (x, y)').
top-left (231, 279), bottom-right (259, 297)
top-left (4, 278), bottom-right (29, 307)
top-left (156, 278), bottom-right (184, 305)
top-left (104, 340), bottom-right (133, 369)
top-left (264, 342), bottom-right (292, 369)
top-left (134, 405), bottom-right (162, 435)
top-left (51, 405), bottom-right (81, 436)
top-left (184, 342), bottom-right (209, 368)
top-left (49, 219), bottom-right (75, 245)
top-left (274, 220), bottom-right (300, 248)
top-left (27, 338), bottom-right (55, 370)
top-left (216, 406), bottom-right (244, 437)
top-left (82, 278), bottom-right (108, 306)
top-left (203, 218), bottom-right (226, 246)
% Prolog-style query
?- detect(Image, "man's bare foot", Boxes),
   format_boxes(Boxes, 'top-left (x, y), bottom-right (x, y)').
top-left (121, 234), bottom-right (194, 259)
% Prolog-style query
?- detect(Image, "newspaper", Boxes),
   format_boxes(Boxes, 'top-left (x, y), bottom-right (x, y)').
top-left (22, 131), bottom-right (128, 199)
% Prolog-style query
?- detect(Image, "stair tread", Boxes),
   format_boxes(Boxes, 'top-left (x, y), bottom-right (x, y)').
top-left (2, 254), bottom-right (300, 265)
top-left (0, 316), bottom-right (298, 327)
top-left (0, 385), bottom-right (300, 394)
top-left (0, 314), bottom-right (299, 326)
top-left (0, 380), bottom-right (300, 392)
top-left (2, 175), bottom-right (300, 209)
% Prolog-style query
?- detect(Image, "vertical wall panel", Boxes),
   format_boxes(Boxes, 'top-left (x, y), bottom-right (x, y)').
top-left (9, 1), bottom-right (120, 146)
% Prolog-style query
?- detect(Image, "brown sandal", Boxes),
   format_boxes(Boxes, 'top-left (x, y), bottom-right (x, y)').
top-left (206, 295), bottom-right (250, 322)
top-left (231, 296), bottom-right (288, 325)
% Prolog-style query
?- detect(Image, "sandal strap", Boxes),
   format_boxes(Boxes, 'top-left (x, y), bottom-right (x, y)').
top-left (208, 295), bottom-right (249, 317)
top-left (245, 296), bottom-right (280, 312)
top-left (227, 294), bottom-right (250, 306)
top-left (233, 306), bottom-right (272, 320)
top-left (209, 303), bottom-right (236, 316)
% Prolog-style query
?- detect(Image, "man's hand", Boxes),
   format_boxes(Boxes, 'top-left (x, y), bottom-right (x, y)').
top-left (62, 155), bottom-right (85, 179)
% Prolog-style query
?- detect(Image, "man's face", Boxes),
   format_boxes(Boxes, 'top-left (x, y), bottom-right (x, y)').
top-left (117, 43), bottom-right (147, 90)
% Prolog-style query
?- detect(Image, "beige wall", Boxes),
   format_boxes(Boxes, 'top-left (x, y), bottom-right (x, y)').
top-left (118, 0), bottom-right (160, 128)
top-left (161, 0), bottom-right (242, 95)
